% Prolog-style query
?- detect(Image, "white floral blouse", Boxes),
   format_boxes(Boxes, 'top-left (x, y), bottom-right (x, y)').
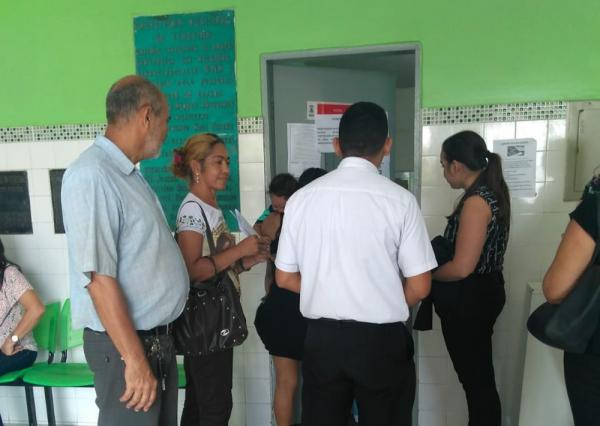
top-left (0, 266), bottom-right (37, 352)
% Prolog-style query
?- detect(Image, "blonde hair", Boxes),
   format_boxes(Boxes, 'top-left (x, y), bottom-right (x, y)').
top-left (171, 133), bottom-right (224, 180)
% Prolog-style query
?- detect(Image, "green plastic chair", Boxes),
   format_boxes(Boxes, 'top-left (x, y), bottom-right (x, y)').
top-left (0, 301), bottom-right (60, 426)
top-left (23, 299), bottom-right (93, 426)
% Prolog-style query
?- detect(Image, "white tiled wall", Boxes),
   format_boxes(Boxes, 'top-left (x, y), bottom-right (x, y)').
top-left (1, 121), bottom-right (577, 425)
top-left (0, 133), bottom-right (272, 425)
top-left (418, 119), bottom-right (578, 426)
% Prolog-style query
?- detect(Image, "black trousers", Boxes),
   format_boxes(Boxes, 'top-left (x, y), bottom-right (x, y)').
top-left (564, 351), bottom-right (600, 425)
top-left (181, 348), bottom-right (233, 426)
top-left (433, 272), bottom-right (505, 426)
top-left (301, 319), bottom-right (415, 426)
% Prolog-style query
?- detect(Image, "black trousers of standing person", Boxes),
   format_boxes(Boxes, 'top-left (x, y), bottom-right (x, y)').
top-left (181, 348), bottom-right (233, 426)
top-left (301, 318), bottom-right (416, 426)
top-left (564, 351), bottom-right (600, 425)
top-left (433, 272), bottom-right (505, 426)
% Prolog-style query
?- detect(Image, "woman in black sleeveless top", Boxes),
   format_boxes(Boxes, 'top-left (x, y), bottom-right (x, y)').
top-left (254, 168), bottom-right (327, 426)
top-left (543, 174), bottom-right (600, 425)
top-left (432, 131), bottom-right (510, 426)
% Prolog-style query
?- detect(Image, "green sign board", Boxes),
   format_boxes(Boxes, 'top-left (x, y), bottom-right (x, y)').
top-left (134, 10), bottom-right (239, 230)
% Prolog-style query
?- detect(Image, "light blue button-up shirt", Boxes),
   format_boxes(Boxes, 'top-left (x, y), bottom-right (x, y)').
top-left (61, 135), bottom-right (189, 331)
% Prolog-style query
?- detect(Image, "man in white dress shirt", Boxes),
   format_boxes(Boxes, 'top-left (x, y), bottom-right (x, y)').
top-left (275, 101), bottom-right (437, 426)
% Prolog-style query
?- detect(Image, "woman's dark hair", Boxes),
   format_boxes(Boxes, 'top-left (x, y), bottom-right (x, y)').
top-left (0, 238), bottom-right (18, 290)
top-left (442, 131), bottom-right (511, 223)
top-left (268, 173), bottom-right (298, 198)
top-left (298, 167), bottom-right (327, 188)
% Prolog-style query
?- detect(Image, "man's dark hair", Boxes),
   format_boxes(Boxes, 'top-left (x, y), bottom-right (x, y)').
top-left (106, 76), bottom-right (164, 124)
top-left (338, 102), bottom-right (388, 157)
top-left (268, 173), bottom-right (298, 198)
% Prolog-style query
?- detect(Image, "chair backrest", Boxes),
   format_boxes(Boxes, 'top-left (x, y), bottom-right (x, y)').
top-left (33, 302), bottom-right (60, 354)
top-left (58, 298), bottom-right (83, 353)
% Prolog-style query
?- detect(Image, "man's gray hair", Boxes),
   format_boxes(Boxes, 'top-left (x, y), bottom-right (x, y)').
top-left (106, 76), bottom-right (164, 124)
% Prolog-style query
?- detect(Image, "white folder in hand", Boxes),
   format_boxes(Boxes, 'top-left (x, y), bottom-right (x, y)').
top-left (231, 209), bottom-right (258, 237)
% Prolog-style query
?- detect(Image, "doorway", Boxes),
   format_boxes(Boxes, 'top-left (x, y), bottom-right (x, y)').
top-left (261, 43), bottom-right (421, 197)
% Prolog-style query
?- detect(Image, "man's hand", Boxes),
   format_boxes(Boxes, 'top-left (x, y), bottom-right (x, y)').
top-left (120, 355), bottom-right (158, 412)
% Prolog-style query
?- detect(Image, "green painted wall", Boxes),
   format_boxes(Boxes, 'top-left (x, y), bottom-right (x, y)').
top-left (1, 0), bottom-right (599, 126)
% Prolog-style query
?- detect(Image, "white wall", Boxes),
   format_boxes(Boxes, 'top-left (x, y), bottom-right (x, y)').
top-left (0, 118), bottom-right (578, 425)
top-left (0, 133), bottom-right (272, 425)
top-left (417, 119), bottom-right (578, 426)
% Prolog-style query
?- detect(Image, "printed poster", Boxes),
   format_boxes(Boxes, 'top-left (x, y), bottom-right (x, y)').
top-left (493, 138), bottom-right (537, 197)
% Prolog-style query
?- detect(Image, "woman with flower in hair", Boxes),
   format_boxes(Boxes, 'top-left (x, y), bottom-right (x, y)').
top-left (171, 133), bottom-right (270, 426)
top-left (543, 172), bottom-right (600, 425)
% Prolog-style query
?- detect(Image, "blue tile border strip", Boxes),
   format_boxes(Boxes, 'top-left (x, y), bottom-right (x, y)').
top-left (0, 118), bottom-right (265, 143)
top-left (0, 101), bottom-right (568, 143)
top-left (421, 101), bottom-right (567, 126)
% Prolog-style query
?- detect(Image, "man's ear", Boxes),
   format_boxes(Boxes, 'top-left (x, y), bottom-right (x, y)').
top-left (333, 137), bottom-right (343, 158)
top-left (382, 137), bottom-right (392, 156)
top-left (138, 104), bottom-right (152, 130)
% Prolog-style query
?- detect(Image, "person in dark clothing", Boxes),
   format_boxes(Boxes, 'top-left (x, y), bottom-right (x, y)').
top-left (254, 169), bottom-right (326, 426)
top-left (432, 131), bottom-right (510, 426)
top-left (543, 173), bottom-right (600, 425)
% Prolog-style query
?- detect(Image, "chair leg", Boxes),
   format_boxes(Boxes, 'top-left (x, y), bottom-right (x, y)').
top-left (44, 387), bottom-right (56, 426)
top-left (24, 385), bottom-right (37, 426)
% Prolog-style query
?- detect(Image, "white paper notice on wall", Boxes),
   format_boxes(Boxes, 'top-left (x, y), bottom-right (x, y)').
top-left (287, 123), bottom-right (321, 177)
top-left (493, 138), bottom-right (537, 197)
top-left (315, 102), bottom-right (351, 153)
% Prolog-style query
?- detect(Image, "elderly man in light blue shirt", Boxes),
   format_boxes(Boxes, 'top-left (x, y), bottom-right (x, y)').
top-left (62, 75), bottom-right (188, 426)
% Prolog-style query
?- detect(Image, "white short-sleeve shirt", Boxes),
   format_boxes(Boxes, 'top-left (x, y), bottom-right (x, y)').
top-left (275, 157), bottom-right (437, 323)
top-left (175, 193), bottom-right (240, 290)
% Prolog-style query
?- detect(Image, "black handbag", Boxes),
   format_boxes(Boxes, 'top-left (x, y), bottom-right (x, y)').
top-left (527, 195), bottom-right (600, 354)
top-left (413, 235), bottom-right (454, 331)
top-left (173, 203), bottom-right (248, 356)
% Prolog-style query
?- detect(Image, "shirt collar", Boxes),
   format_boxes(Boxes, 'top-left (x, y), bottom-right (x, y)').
top-left (94, 135), bottom-right (136, 175)
top-left (338, 156), bottom-right (379, 174)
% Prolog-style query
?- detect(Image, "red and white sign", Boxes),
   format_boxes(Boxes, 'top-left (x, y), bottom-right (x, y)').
top-left (314, 102), bottom-right (351, 153)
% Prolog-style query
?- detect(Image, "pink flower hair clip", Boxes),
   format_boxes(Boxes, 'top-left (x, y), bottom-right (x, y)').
top-left (173, 151), bottom-right (183, 165)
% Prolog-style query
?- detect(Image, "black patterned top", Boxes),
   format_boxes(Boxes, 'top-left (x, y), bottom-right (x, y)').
top-left (443, 186), bottom-right (509, 274)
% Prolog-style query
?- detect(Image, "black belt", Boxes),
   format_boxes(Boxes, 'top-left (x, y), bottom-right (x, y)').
top-left (85, 323), bottom-right (172, 337)
top-left (138, 324), bottom-right (172, 337)
top-left (309, 318), bottom-right (404, 329)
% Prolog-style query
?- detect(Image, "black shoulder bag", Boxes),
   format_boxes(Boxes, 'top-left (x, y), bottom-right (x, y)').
top-left (173, 203), bottom-right (248, 356)
top-left (527, 195), bottom-right (600, 354)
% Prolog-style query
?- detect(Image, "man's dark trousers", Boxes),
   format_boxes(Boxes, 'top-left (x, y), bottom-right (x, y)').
top-left (301, 319), bottom-right (416, 426)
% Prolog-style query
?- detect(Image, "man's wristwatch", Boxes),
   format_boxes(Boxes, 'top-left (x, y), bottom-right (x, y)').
top-left (10, 335), bottom-right (19, 344)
